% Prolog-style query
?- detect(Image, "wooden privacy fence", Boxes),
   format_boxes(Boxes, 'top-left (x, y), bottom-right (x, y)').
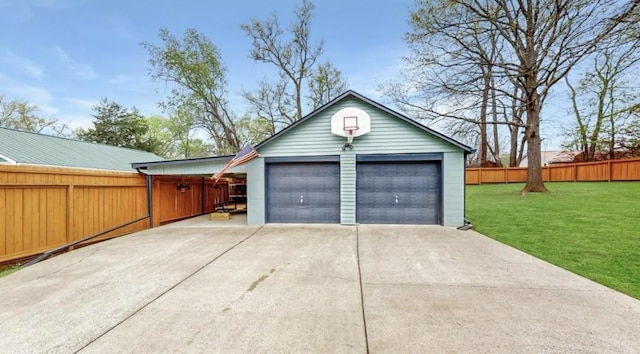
top-left (0, 165), bottom-right (149, 263)
top-left (0, 165), bottom-right (233, 264)
top-left (466, 158), bottom-right (640, 184)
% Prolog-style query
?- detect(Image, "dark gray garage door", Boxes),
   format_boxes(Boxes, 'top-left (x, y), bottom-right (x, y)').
top-left (266, 162), bottom-right (340, 223)
top-left (356, 162), bottom-right (441, 224)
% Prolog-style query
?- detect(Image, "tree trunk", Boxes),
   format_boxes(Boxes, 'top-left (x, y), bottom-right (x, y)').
top-left (522, 88), bottom-right (548, 193)
top-left (479, 71), bottom-right (490, 164)
top-left (490, 75), bottom-right (501, 166)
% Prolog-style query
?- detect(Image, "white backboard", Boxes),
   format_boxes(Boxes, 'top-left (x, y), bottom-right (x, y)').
top-left (330, 107), bottom-right (371, 137)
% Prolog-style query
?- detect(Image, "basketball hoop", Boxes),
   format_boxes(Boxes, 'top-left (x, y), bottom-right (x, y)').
top-left (331, 108), bottom-right (371, 151)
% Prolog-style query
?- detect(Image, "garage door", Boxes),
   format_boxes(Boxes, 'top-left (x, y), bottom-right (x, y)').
top-left (356, 162), bottom-right (441, 224)
top-left (266, 162), bottom-right (340, 223)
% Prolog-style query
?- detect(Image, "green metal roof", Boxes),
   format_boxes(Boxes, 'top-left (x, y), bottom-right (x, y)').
top-left (0, 127), bottom-right (164, 171)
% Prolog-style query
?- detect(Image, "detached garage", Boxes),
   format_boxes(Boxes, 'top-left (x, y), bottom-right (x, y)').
top-left (133, 90), bottom-right (472, 227)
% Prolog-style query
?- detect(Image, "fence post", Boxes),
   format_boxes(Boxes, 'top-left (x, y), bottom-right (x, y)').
top-left (66, 184), bottom-right (74, 242)
top-left (574, 164), bottom-right (577, 182)
top-left (478, 168), bottom-right (482, 185)
top-left (504, 168), bottom-right (508, 183)
top-left (608, 160), bottom-right (612, 182)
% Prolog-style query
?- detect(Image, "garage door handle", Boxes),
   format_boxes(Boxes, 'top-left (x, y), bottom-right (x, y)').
top-left (395, 195), bottom-right (399, 204)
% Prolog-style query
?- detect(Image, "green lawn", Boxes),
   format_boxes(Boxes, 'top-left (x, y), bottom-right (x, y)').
top-left (466, 182), bottom-right (640, 299)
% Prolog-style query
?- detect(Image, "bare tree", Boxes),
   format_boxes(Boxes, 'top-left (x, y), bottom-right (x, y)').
top-left (241, 0), bottom-right (324, 123)
top-left (242, 77), bottom-right (294, 135)
top-left (395, 0), bottom-right (640, 192)
top-left (0, 94), bottom-right (68, 135)
top-left (307, 61), bottom-right (347, 110)
top-left (565, 35), bottom-right (640, 161)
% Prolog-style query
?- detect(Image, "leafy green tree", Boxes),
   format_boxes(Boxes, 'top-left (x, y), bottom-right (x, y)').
top-left (0, 94), bottom-right (68, 135)
top-left (76, 98), bottom-right (158, 152)
top-left (142, 28), bottom-right (240, 154)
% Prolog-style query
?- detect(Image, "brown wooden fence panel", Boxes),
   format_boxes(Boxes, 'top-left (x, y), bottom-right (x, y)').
top-left (466, 169), bottom-right (480, 184)
top-left (0, 165), bottom-right (149, 263)
top-left (152, 176), bottom-right (228, 225)
top-left (611, 159), bottom-right (640, 180)
top-left (576, 161), bottom-right (609, 181)
top-left (506, 168), bottom-right (528, 183)
top-left (548, 164), bottom-right (576, 182)
top-left (466, 158), bottom-right (640, 184)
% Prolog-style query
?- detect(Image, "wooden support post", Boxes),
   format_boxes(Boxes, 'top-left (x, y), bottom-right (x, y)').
top-left (66, 185), bottom-right (74, 242)
top-left (574, 164), bottom-right (577, 182)
top-left (478, 169), bottom-right (482, 185)
top-left (608, 160), bottom-right (612, 182)
top-left (504, 168), bottom-right (508, 183)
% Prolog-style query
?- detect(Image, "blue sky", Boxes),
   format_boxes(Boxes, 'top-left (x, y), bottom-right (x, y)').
top-left (0, 0), bottom-right (413, 130)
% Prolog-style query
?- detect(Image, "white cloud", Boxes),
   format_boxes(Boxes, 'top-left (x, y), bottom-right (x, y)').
top-left (55, 46), bottom-right (97, 81)
top-left (0, 51), bottom-right (44, 79)
top-left (64, 97), bottom-right (97, 109)
top-left (7, 83), bottom-right (53, 104)
top-left (59, 114), bottom-right (93, 130)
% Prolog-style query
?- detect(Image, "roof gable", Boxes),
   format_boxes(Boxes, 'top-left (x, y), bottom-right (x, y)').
top-left (256, 90), bottom-right (473, 154)
top-left (0, 128), bottom-right (164, 171)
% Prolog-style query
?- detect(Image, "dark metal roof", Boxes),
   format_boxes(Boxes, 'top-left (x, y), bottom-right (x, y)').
top-left (255, 90), bottom-right (473, 153)
top-left (131, 154), bottom-right (233, 169)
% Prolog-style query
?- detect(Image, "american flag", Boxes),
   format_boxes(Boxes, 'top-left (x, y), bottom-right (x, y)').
top-left (211, 144), bottom-right (259, 182)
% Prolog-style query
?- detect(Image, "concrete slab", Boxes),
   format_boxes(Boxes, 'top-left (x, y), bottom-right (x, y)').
top-left (1, 221), bottom-right (639, 353)
top-left (80, 224), bottom-right (365, 353)
top-left (357, 225), bottom-right (640, 353)
top-left (0, 224), bottom-right (259, 353)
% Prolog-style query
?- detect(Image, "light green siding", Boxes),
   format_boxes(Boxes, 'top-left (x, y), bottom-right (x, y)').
top-left (340, 152), bottom-right (356, 224)
top-left (246, 158), bottom-right (265, 225)
top-left (442, 152), bottom-right (465, 226)
top-left (258, 97), bottom-right (467, 227)
top-left (259, 98), bottom-right (459, 157)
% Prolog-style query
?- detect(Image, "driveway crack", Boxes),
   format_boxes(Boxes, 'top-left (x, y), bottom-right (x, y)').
top-left (356, 225), bottom-right (370, 354)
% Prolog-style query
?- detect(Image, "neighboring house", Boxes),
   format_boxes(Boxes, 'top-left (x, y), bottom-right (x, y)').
top-left (519, 150), bottom-right (579, 167)
top-left (134, 91), bottom-right (473, 227)
top-left (0, 127), bottom-right (163, 171)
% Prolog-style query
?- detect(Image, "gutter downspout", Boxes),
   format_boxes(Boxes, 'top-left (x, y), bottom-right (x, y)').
top-left (136, 167), bottom-right (154, 229)
top-left (457, 149), bottom-right (475, 231)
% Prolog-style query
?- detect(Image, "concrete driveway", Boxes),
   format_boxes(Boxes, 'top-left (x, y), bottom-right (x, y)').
top-left (1, 217), bottom-right (639, 353)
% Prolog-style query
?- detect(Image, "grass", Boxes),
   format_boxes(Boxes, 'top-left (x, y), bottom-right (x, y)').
top-left (466, 182), bottom-right (640, 299)
top-left (0, 264), bottom-right (21, 278)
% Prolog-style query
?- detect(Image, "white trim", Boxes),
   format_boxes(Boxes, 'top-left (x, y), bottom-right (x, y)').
top-left (0, 153), bottom-right (17, 164)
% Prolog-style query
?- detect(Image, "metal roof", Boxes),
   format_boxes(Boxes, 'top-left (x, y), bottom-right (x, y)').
top-left (131, 154), bottom-right (232, 169)
top-left (0, 127), bottom-right (164, 171)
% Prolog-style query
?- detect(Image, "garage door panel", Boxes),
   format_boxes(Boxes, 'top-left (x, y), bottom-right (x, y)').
top-left (266, 162), bottom-right (340, 223)
top-left (356, 162), bottom-right (440, 225)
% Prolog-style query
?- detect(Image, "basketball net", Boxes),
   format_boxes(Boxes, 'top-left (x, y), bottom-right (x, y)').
top-left (345, 126), bottom-right (359, 144)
